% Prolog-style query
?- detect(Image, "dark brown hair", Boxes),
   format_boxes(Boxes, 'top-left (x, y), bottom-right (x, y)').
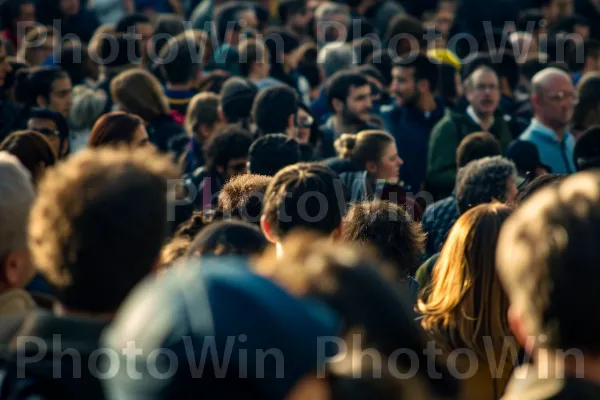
top-left (342, 201), bottom-right (426, 278)
top-left (0, 130), bottom-right (56, 184)
top-left (88, 111), bottom-right (144, 148)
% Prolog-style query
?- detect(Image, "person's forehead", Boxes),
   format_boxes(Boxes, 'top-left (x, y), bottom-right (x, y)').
top-left (29, 117), bottom-right (57, 128)
top-left (349, 84), bottom-right (371, 95)
top-left (540, 74), bottom-right (573, 91)
top-left (473, 69), bottom-right (498, 83)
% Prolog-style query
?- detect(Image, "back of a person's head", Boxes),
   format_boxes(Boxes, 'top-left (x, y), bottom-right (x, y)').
top-left (497, 171), bottom-right (600, 353)
top-left (159, 35), bottom-right (202, 84)
top-left (110, 68), bottom-right (169, 121)
top-left (29, 146), bottom-right (178, 314)
top-left (574, 126), bottom-right (600, 171)
top-left (151, 13), bottom-right (185, 57)
top-left (0, 152), bottom-right (35, 288)
top-left (219, 77), bottom-right (258, 124)
top-left (572, 73), bottom-right (600, 133)
top-left (515, 173), bottom-right (565, 205)
top-left (456, 132), bottom-right (502, 168)
top-left (0, 130), bottom-right (56, 184)
top-left (204, 126), bottom-right (253, 174)
top-left (187, 220), bottom-right (268, 257)
top-left (385, 14), bottom-right (425, 48)
top-left (218, 174), bottom-right (272, 224)
top-left (248, 134), bottom-right (301, 176)
top-left (252, 84), bottom-right (299, 135)
top-left (257, 233), bottom-right (459, 399)
top-left (419, 203), bottom-right (512, 357)
top-left (456, 156), bottom-right (517, 214)
top-left (335, 130), bottom-right (394, 169)
top-left (262, 163), bottom-right (344, 240)
top-left (185, 92), bottom-right (221, 137)
top-left (317, 42), bottom-right (354, 79)
top-left (69, 85), bottom-right (108, 131)
top-left (238, 38), bottom-right (267, 77)
top-left (215, 1), bottom-right (253, 43)
top-left (88, 111), bottom-right (144, 148)
top-left (114, 13), bottom-right (151, 34)
top-left (342, 200), bottom-right (426, 279)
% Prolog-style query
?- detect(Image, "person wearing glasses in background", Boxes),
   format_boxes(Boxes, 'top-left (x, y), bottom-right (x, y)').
top-left (427, 65), bottom-right (514, 200)
top-left (27, 108), bottom-right (70, 159)
top-left (520, 67), bottom-right (578, 174)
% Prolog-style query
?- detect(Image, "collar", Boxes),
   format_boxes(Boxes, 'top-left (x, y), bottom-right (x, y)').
top-left (529, 118), bottom-right (570, 143)
top-left (466, 105), bottom-right (494, 127)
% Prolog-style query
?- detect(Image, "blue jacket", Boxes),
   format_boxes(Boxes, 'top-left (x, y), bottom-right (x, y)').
top-left (381, 100), bottom-right (445, 193)
top-left (519, 119), bottom-right (576, 174)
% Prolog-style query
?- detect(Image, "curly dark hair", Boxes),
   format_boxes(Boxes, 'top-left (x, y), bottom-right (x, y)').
top-left (342, 201), bottom-right (426, 278)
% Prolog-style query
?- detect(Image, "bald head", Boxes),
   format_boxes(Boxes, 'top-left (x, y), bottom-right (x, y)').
top-left (531, 67), bottom-right (572, 95)
top-left (531, 67), bottom-right (575, 132)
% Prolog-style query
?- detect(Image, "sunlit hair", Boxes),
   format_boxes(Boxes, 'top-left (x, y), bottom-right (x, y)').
top-left (418, 203), bottom-right (512, 359)
top-left (110, 68), bottom-right (170, 122)
top-left (335, 130), bottom-right (394, 169)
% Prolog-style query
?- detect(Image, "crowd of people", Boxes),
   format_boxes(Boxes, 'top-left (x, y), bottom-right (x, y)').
top-left (1, 0), bottom-right (600, 398)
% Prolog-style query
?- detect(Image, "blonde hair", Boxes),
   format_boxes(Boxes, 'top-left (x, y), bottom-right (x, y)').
top-left (185, 92), bottom-right (220, 137)
top-left (110, 68), bottom-right (170, 121)
top-left (418, 203), bottom-right (513, 359)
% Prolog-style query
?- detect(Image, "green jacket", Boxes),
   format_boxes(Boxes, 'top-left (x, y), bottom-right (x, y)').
top-left (426, 109), bottom-right (513, 199)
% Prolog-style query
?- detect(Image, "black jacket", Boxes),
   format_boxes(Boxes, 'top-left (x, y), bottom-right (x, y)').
top-left (147, 115), bottom-right (186, 153)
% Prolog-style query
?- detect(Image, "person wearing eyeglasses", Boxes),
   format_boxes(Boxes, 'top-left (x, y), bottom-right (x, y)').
top-left (427, 65), bottom-right (514, 200)
top-left (27, 108), bottom-right (70, 159)
top-left (520, 67), bottom-right (577, 174)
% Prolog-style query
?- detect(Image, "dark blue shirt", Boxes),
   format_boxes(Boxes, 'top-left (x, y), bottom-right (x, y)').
top-left (381, 99), bottom-right (445, 193)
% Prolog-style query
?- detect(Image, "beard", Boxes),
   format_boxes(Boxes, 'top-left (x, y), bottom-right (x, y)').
top-left (341, 106), bottom-right (368, 128)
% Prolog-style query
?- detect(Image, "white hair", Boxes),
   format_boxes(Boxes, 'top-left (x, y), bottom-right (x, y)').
top-left (0, 152), bottom-right (35, 259)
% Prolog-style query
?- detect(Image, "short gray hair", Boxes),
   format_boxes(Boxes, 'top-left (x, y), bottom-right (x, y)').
top-left (0, 152), bottom-right (35, 259)
top-left (456, 156), bottom-right (517, 214)
top-left (318, 42), bottom-right (354, 79)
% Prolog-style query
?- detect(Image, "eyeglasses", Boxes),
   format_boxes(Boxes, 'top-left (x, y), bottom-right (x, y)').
top-left (474, 83), bottom-right (499, 92)
top-left (543, 91), bottom-right (579, 104)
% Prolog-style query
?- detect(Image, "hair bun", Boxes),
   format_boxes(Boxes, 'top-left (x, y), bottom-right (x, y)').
top-left (335, 134), bottom-right (357, 159)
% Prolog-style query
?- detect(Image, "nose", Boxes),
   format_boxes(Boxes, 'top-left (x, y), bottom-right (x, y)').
top-left (397, 157), bottom-right (403, 167)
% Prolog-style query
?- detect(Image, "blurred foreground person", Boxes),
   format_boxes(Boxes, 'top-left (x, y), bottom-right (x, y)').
top-left (256, 234), bottom-right (459, 399)
top-left (419, 203), bottom-right (515, 400)
top-left (498, 171), bottom-right (600, 399)
top-left (0, 146), bottom-right (178, 399)
top-left (102, 256), bottom-right (340, 399)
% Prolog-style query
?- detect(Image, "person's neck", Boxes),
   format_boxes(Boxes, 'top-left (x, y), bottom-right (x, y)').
top-left (166, 81), bottom-right (194, 91)
top-left (417, 92), bottom-right (437, 113)
top-left (248, 72), bottom-right (265, 83)
top-left (536, 116), bottom-right (566, 140)
top-left (54, 303), bottom-right (114, 320)
top-left (471, 107), bottom-right (494, 131)
top-left (335, 115), bottom-right (362, 134)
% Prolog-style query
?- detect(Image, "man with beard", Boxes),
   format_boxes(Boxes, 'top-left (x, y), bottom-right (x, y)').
top-left (520, 68), bottom-right (577, 174)
top-left (382, 54), bottom-right (445, 193)
top-left (320, 70), bottom-right (378, 158)
top-left (427, 65), bottom-right (513, 199)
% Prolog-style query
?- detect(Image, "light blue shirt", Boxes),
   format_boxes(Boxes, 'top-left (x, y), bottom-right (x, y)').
top-left (519, 119), bottom-right (576, 174)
